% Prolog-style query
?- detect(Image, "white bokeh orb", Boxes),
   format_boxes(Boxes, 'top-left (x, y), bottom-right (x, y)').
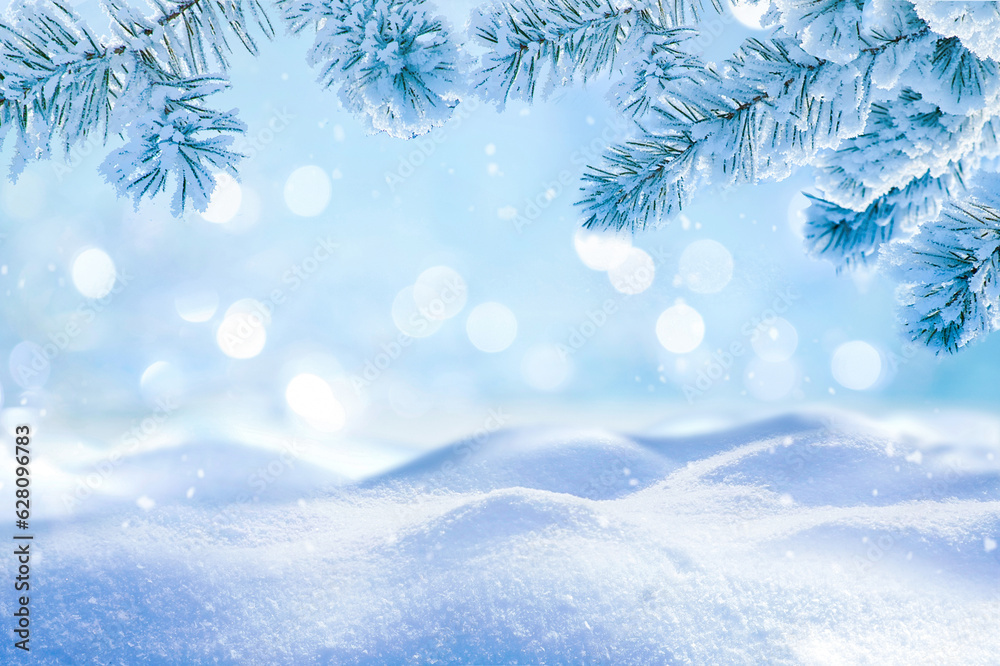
top-left (71, 248), bottom-right (117, 299)
top-left (392, 286), bottom-right (443, 338)
top-left (573, 229), bottom-right (632, 271)
top-left (414, 266), bottom-right (468, 321)
top-left (752, 318), bottom-right (799, 362)
top-left (744, 357), bottom-right (797, 401)
top-left (656, 303), bottom-right (705, 354)
top-left (678, 239), bottom-right (734, 294)
top-left (608, 247), bottom-right (655, 295)
top-left (284, 165), bottom-right (332, 217)
top-left (201, 173), bottom-right (243, 224)
top-left (728, 0), bottom-right (768, 29)
top-left (286, 373), bottom-right (346, 432)
top-left (831, 341), bottom-right (882, 390)
top-left (521, 344), bottom-right (572, 390)
top-left (467, 302), bottom-right (518, 353)
top-left (174, 287), bottom-right (219, 323)
top-left (216, 301), bottom-right (269, 359)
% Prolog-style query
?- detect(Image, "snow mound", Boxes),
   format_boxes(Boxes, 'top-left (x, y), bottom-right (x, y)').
top-left (39, 440), bottom-right (347, 519)
top-left (4, 410), bottom-right (999, 663)
top-left (364, 426), bottom-right (677, 499)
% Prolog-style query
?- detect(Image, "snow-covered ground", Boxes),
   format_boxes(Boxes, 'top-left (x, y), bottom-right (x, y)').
top-left (6, 409), bottom-right (998, 664)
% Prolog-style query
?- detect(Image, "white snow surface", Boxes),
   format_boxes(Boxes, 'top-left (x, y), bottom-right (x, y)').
top-left (5, 410), bottom-right (1000, 664)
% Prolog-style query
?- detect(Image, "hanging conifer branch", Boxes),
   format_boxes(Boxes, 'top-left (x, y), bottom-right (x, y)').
top-left (896, 197), bottom-right (1000, 352)
top-left (275, 0), bottom-right (465, 138)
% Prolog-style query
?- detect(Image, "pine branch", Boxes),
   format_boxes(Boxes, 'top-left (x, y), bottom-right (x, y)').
top-left (814, 87), bottom-right (1000, 215)
top-left (804, 165), bottom-right (966, 270)
top-left (580, 133), bottom-right (702, 231)
top-left (470, 0), bottom-right (718, 107)
top-left (102, 0), bottom-right (273, 76)
top-left (921, 35), bottom-right (1000, 116)
top-left (898, 199), bottom-right (1000, 353)
top-left (471, 0), bottom-right (636, 106)
top-left (0, 1), bottom-right (115, 166)
top-left (99, 76), bottom-right (246, 216)
top-left (0, 0), bottom-right (271, 211)
top-left (275, 0), bottom-right (464, 138)
top-left (580, 37), bottom-right (873, 231)
top-left (612, 28), bottom-right (721, 120)
top-left (577, 14), bottom-right (958, 233)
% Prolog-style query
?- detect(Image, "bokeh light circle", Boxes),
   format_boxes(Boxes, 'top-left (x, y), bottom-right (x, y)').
top-left (414, 266), bottom-right (468, 321)
top-left (284, 165), bottom-right (332, 217)
top-left (656, 303), bottom-right (705, 354)
top-left (286, 373), bottom-right (346, 432)
top-left (467, 302), bottom-right (518, 353)
top-left (574, 229), bottom-right (632, 271)
top-left (679, 240), bottom-right (733, 294)
top-left (831, 341), bottom-right (882, 390)
top-left (72, 248), bottom-right (117, 299)
top-left (521, 344), bottom-right (572, 390)
top-left (201, 173), bottom-right (243, 224)
top-left (752, 318), bottom-right (799, 362)
top-left (608, 248), bottom-right (655, 295)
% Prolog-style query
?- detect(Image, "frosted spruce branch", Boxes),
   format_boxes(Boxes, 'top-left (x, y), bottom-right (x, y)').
top-left (0, 0), bottom-right (270, 211)
top-left (463, 0), bottom-right (1000, 350)
top-left (470, 0), bottom-right (722, 107)
top-left (0, 0), bottom-right (467, 212)
top-left (897, 199), bottom-right (1000, 352)
top-left (576, 20), bottom-right (944, 232)
top-left (803, 165), bottom-right (966, 270)
top-left (275, 0), bottom-right (465, 138)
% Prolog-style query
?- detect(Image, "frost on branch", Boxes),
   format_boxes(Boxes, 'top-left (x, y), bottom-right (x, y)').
top-left (276, 0), bottom-right (465, 138)
top-left (909, 0), bottom-right (1000, 63)
top-left (893, 194), bottom-right (1000, 353)
top-left (464, 0), bottom-right (1000, 350)
top-left (0, 0), bottom-right (112, 176)
top-left (99, 78), bottom-right (245, 216)
top-left (803, 165), bottom-right (964, 269)
top-left (581, 37), bottom-right (872, 231)
top-left (470, 0), bottom-right (721, 108)
top-left (0, 0), bottom-right (269, 212)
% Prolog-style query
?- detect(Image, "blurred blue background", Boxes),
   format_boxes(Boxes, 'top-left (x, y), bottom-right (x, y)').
top-left (1, 0), bottom-right (998, 490)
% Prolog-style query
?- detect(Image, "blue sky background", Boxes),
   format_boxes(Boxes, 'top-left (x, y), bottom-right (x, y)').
top-left (0, 0), bottom-right (998, 475)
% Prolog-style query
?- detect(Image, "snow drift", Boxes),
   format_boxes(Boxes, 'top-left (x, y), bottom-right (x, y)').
top-left (3, 410), bottom-right (999, 664)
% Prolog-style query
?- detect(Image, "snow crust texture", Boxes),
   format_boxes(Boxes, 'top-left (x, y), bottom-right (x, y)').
top-left (5, 411), bottom-right (999, 664)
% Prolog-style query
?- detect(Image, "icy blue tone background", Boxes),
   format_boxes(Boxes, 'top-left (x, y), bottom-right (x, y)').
top-left (0, 4), bottom-right (998, 663)
top-left (0, 0), bottom-right (997, 486)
